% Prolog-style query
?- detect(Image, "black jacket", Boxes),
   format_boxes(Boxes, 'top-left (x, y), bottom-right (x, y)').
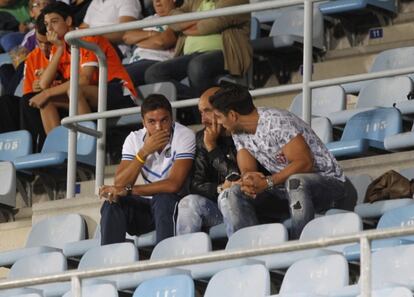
top-left (190, 129), bottom-right (239, 201)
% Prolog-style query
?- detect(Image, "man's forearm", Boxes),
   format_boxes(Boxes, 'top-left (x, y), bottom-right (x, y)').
top-left (131, 179), bottom-right (182, 196)
top-left (39, 46), bottom-right (63, 90)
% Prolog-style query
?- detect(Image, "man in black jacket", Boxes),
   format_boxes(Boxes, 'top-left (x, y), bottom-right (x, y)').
top-left (176, 87), bottom-right (241, 235)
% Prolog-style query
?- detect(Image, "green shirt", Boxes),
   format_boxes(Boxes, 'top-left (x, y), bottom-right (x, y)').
top-left (0, 0), bottom-right (30, 24)
top-left (183, 0), bottom-right (223, 55)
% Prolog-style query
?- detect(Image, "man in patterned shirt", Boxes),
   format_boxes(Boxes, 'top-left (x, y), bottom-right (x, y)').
top-left (209, 84), bottom-right (346, 239)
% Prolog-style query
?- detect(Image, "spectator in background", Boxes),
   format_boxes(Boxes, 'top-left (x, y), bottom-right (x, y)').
top-left (0, 0), bottom-right (54, 97)
top-left (19, 12), bottom-right (52, 149)
top-left (99, 95), bottom-right (195, 244)
top-left (122, 0), bottom-right (177, 87)
top-left (80, 0), bottom-right (142, 57)
top-left (176, 87), bottom-right (239, 235)
top-left (27, 2), bottom-right (137, 134)
top-left (209, 84), bottom-right (346, 239)
top-left (0, 0), bottom-right (31, 52)
top-left (145, 0), bottom-right (252, 100)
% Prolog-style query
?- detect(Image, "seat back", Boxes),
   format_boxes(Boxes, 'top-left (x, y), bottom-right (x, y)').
top-left (358, 287), bottom-right (413, 297)
top-left (26, 213), bottom-right (86, 249)
top-left (399, 167), bottom-right (414, 180)
top-left (204, 264), bottom-right (270, 297)
top-left (133, 274), bottom-right (194, 297)
top-left (225, 223), bottom-right (287, 250)
top-left (341, 108), bottom-right (402, 142)
top-left (8, 251), bottom-right (67, 279)
top-left (78, 242), bottom-right (138, 270)
top-left (41, 122), bottom-right (96, 166)
top-left (289, 86), bottom-right (346, 118)
top-left (300, 212), bottom-right (362, 252)
top-left (0, 161), bottom-right (16, 208)
top-left (377, 204), bottom-right (414, 241)
top-left (269, 5), bottom-right (325, 49)
top-left (347, 174), bottom-right (373, 205)
top-left (0, 130), bottom-right (32, 161)
top-left (279, 254), bottom-right (349, 295)
top-left (357, 76), bottom-right (412, 109)
top-left (371, 244), bottom-right (414, 288)
top-left (311, 117), bottom-right (333, 144)
top-left (62, 283), bottom-right (119, 297)
top-left (150, 232), bottom-right (212, 260)
top-left (371, 47), bottom-right (414, 74)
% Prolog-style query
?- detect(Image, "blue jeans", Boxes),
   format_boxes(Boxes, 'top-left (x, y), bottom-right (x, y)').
top-left (176, 194), bottom-right (223, 235)
top-left (218, 173), bottom-right (346, 239)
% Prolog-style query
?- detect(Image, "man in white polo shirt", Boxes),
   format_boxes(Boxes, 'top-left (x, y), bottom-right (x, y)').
top-left (99, 94), bottom-right (195, 244)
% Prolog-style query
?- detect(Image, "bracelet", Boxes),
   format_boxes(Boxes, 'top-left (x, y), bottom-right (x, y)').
top-left (136, 153), bottom-right (146, 164)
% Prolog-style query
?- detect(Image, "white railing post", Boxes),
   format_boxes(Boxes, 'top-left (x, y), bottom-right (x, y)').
top-left (95, 53), bottom-right (108, 194)
top-left (302, 0), bottom-right (313, 124)
top-left (66, 45), bottom-right (80, 198)
top-left (71, 276), bottom-right (81, 297)
top-left (360, 236), bottom-right (372, 297)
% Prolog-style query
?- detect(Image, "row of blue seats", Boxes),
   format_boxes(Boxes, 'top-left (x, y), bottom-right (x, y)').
top-left (1, 166), bottom-right (413, 269)
top-left (3, 204), bottom-right (414, 296)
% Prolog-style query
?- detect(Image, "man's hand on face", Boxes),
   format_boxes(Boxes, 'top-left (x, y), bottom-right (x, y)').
top-left (241, 172), bottom-right (268, 198)
top-left (204, 115), bottom-right (222, 152)
top-left (141, 129), bottom-right (170, 158)
top-left (46, 31), bottom-right (64, 47)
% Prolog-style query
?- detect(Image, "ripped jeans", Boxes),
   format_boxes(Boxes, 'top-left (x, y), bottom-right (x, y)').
top-left (176, 194), bottom-right (223, 235)
top-left (218, 173), bottom-right (346, 239)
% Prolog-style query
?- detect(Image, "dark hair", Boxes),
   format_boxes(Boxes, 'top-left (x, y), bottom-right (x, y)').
top-left (35, 12), bottom-right (47, 35)
top-left (141, 94), bottom-right (173, 117)
top-left (209, 84), bottom-right (255, 115)
top-left (42, 1), bottom-right (73, 20)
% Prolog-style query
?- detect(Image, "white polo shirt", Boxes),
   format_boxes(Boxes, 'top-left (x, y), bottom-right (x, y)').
top-left (83, 0), bottom-right (142, 27)
top-left (122, 122), bottom-right (196, 189)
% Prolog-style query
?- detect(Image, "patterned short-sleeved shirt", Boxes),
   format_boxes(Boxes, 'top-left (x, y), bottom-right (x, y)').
top-left (232, 107), bottom-right (345, 181)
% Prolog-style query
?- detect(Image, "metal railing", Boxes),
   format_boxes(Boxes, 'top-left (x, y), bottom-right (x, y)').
top-left (62, 0), bottom-right (414, 199)
top-left (1, 226), bottom-right (414, 297)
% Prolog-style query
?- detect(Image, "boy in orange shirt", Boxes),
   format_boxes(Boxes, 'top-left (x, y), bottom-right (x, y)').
top-left (28, 2), bottom-right (138, 134)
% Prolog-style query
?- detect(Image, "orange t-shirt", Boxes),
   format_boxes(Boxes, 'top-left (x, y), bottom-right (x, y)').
top-left (23, 47), bottom-right (50, 95)
top-left (51, 35), bottom-right (137, 99)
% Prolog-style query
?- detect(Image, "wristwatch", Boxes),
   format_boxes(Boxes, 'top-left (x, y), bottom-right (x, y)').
top-left (265, 176), bottom-right (274, 190)
top-left (124, 184), bottom-right (133, 196)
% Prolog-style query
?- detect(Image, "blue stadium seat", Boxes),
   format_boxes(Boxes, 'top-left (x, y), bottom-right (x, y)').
top-left (13, 121), bottom-right (96, 170)
top-left (204, 264), bottom-right (270, 297)
top-left (357, 287), bottom-right (413, 297)
top-left (271, 255), bottom-right (349, 296)
top-left (384, 122), bottom-right (414, 151)
top-left (106, 233), bottom-right (207, 291)
top-left (252, 5), bottom-right (325, 52)
top-left (0, 251), bottom-right (67, 297)
top-left (319, 0), bottom-right (396, 15)
top-left (326, 108), bottom-right (402, 158)
top-left (0, 130), bottom-right (32, 162)
top-left (328, 76), bottom-right (412, 126)
top-left (342, 46), bottom-right (414, 94)
top-left (0, 213), bottom-right (86, 267)
top-left (330, 244), bottom-right (414, 296)
top-left (8, 293), bottom-right (44, 297)
top-left (344, 204), bottom-right (414, 261)
top-left (133, 274), bottom-right (194, 297)
top-left (62, 284), bottom-right (118, 297)
top-left (289, 86), bottom-right (346, 118)
top-left (255, 213), bottom-right (362, 271)
top-left (0, 162), bottom-right (16, 209)
top-left (311, 117), bottom-right (334, 144)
